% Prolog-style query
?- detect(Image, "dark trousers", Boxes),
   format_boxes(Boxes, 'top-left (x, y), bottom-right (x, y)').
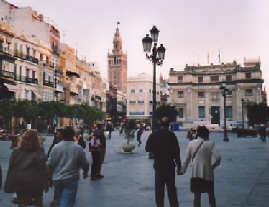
top-left (91, 151), bottom-right (101, 177)
top-left (193, 185), bottom-right (216, 207)
top-left (137, 135), bottom-right (142, 145)
top-left (155, 169), bottom-right (179, 207)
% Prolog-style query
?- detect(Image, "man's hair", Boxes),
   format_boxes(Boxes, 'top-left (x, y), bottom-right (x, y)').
top-left (196, 125), bottom-right (209, 140)
top-left (161, 117), bottom-right (170, 127)
top-left (62, 126), bottom-right (75, 141)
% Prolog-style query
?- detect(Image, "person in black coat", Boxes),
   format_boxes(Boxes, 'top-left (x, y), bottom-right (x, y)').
top-left (145, 117), bottom-right (182, 207)
top-left (47, 129), bottom-right (63, 158)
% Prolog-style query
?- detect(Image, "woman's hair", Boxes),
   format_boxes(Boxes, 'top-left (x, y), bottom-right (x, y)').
top-left (20, 129), bottom-right (40, 151)
top-left (196, 125), bottom-right (209, 140)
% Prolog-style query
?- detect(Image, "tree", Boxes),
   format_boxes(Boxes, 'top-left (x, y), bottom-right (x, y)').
top-left (247, 103), bottom-right (269, 126)
top-left (155, 105), bottom-right (177, 122)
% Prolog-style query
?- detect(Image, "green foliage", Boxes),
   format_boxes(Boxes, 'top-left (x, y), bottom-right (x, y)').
top-left (247, 103), bottom-right (269, 126)
top-left (155, 105), bottom-right (177, 122)
top-left (0, 100), bottom-right (104, 125)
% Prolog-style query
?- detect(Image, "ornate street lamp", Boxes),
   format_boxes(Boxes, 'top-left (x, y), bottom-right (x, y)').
top-left (142, 26), bottom-right (166, 132)
top-left (220, 83), bottom-right (230, 142)
top-left (241, 98), bottom-right (245, 129)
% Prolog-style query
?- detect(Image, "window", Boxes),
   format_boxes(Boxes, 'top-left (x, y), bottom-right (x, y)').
top-left (178, 76), bottom-right (183, 82)
top-left (178, 108), bottom-right (184, 118)
top-left (131, 89), bottom-right (135, 94)
top-left (138, 100), bottom-right (144, 104)
top-left (129, 112), bottom-right (144, 115)
top-left (32, 71), bottom-right (36, 80)
top-left (26, 68), bottom-right (30, 78)
top-left (198, 76), bottom-right (203, 83)
top-left (149, 89), bottom-right (151, 93)
top-left (20, 44), bottom-right (23, 57)
top-left (198, 106), bottom-right (205, 118)
top-left (139, 89), bottom-right (143, 93)
top-left (19, 66), bottom-right (22, 80)
top-left (129, 100), bottom-right (136, 104)
top-left (210, 75), bottom-right (219, 82)
top-left (245, 72), bottom-right (251, 79)
top-left (227, 90), bottom-right (232, 96)
top-left (14, 43), bottom-right (18, 55)
top-left (226, 106), bottom-right (232, 118)
top-left (14, 64), bottom-right (17, 79)
top-left (0, 40), bottom-right (2, 51)
top-left (245, 89), bottom-right (253, 96)
top-left (226, 75), bottom-right (232, 81)
top-left (198, 91), bottom-right (205, 98)
top-left (178, 91), bottom-right (184, 98)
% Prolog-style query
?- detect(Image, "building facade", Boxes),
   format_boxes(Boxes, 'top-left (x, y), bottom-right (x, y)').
top-left (107, 24), bottom-right (127, 93)
top-left (168, 60), bottom-right (264, 129)
top-left (127, 73), bottom-right (160, 121)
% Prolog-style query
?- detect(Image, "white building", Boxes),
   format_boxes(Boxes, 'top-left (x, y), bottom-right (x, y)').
top-left (168, 60), bottom-right (264, 129)
top-left (127, 73), bottom-right (160, 121)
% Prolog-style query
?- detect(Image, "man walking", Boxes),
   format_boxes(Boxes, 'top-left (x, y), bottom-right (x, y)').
top-left (48, 126), bottom-right (89, 207)
top-left (145, 117), bottom-right (182, 207)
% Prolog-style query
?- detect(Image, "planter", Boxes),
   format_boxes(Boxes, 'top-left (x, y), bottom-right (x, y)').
top-left (120, 142), bottom-right (136, 153)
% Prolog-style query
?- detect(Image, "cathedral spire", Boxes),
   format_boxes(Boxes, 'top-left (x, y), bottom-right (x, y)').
top-left (113, 21), bottom-right (122, 52)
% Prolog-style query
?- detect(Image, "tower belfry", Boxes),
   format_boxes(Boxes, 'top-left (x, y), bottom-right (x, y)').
top-left (107, 22), bottom-right (127, 93)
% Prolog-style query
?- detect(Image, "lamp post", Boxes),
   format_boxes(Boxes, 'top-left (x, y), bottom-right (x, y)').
top-left (241, 98), bottom-right (244, 129)
top-left (142, 26), bottom-right (166, 132)
top-left (220, 83), bottom-right (229, 142)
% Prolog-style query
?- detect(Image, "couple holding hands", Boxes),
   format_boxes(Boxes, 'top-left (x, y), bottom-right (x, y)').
top-left (146, 117), bottom-right (221, 207)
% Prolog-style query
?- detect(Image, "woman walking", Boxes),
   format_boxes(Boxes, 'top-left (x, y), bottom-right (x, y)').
top-left (5, 130), bottom-right (48, 207)
top-left (181, 126), bottom-right (221, 207)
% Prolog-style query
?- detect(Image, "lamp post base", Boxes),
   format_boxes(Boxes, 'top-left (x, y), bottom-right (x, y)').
top-left (223, 136), bottom-right (229, 142)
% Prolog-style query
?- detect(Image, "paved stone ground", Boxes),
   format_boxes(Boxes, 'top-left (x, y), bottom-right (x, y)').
top-left (0, 130), bottom-right (269, 207)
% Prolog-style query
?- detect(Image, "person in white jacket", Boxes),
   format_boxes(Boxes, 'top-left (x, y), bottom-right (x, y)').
top-left (181, 126), bottom-right (221, 207)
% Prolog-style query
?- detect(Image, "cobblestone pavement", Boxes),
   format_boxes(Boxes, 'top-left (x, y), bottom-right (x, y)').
top-left (0, 130), bottom-right (269, 207)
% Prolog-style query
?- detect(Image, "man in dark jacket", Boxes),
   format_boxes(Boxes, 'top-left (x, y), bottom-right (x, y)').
top-left (90, 121), bottom-right (106, 180)
top-left (145, 117), bottom-right (182, 207)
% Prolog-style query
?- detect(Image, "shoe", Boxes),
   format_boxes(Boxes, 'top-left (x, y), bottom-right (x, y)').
top-left (11, 198), bottom-right (19, 204)
top-left (97, 175), bottom-right (104, 179)
top-left (91, 176), bottom-right (99, 180)
top-left (50, 200), bottom-right (59, 207)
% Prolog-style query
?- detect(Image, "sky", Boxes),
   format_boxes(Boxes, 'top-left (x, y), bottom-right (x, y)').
top-left (7, 0), bottom-right (269, 89)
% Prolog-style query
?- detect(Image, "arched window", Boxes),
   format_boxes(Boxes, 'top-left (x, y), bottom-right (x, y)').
top-left (114, 57), bottom-right (117, 64)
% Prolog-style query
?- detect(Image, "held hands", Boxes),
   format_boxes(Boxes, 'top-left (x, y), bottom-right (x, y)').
top-left (177, 169), bottom-right (184, 175)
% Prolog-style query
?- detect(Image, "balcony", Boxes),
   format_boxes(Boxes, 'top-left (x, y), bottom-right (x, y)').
top-left (0, 47), bottom-right (15, 62)
top-left (14, 76), bottom-right (38, 84)
top-left (26, 77), bottom-right (38, 84)
top-left (26, 55), bottom-right (39, 64)
top-left (1, 70), bottom-right (14, 79)
top-left (43, 80), bottom-right (54, 88)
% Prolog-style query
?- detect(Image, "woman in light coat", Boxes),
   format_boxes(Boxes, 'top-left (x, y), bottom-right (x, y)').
top-left (181, 126), bottom-right (221, 207)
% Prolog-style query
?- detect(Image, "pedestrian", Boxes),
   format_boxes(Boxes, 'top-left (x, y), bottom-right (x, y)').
top-left (5, 129), bottom-right (49, 207)
top-left (48, 128), bottom-right (63, 158)
top-left (186, 128), bottom-right (197, 141)
top-left (258, 125), bottom-right (266, 141)
top-left (137, 125), bottom-right (144, 146)
top-left (120, 122), bottom-right (125, 136)
top-left (47, 126), bottom-right (89, 207)
top-left (145, 117), bottom-right (182, 207)
top-left (181, 125), bottom-right (221, 207)
top-left (106, 121), bottom-right (113, 139)
top-left (90, 121), bottom-right (106, 180)
top-left (47, 129), bottom-right (63, 207)
top-left (74, 129), bottom-right (86, 149)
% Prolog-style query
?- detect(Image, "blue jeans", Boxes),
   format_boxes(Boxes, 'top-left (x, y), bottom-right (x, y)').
top-left (53, 178), bottom-right (78, 207)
